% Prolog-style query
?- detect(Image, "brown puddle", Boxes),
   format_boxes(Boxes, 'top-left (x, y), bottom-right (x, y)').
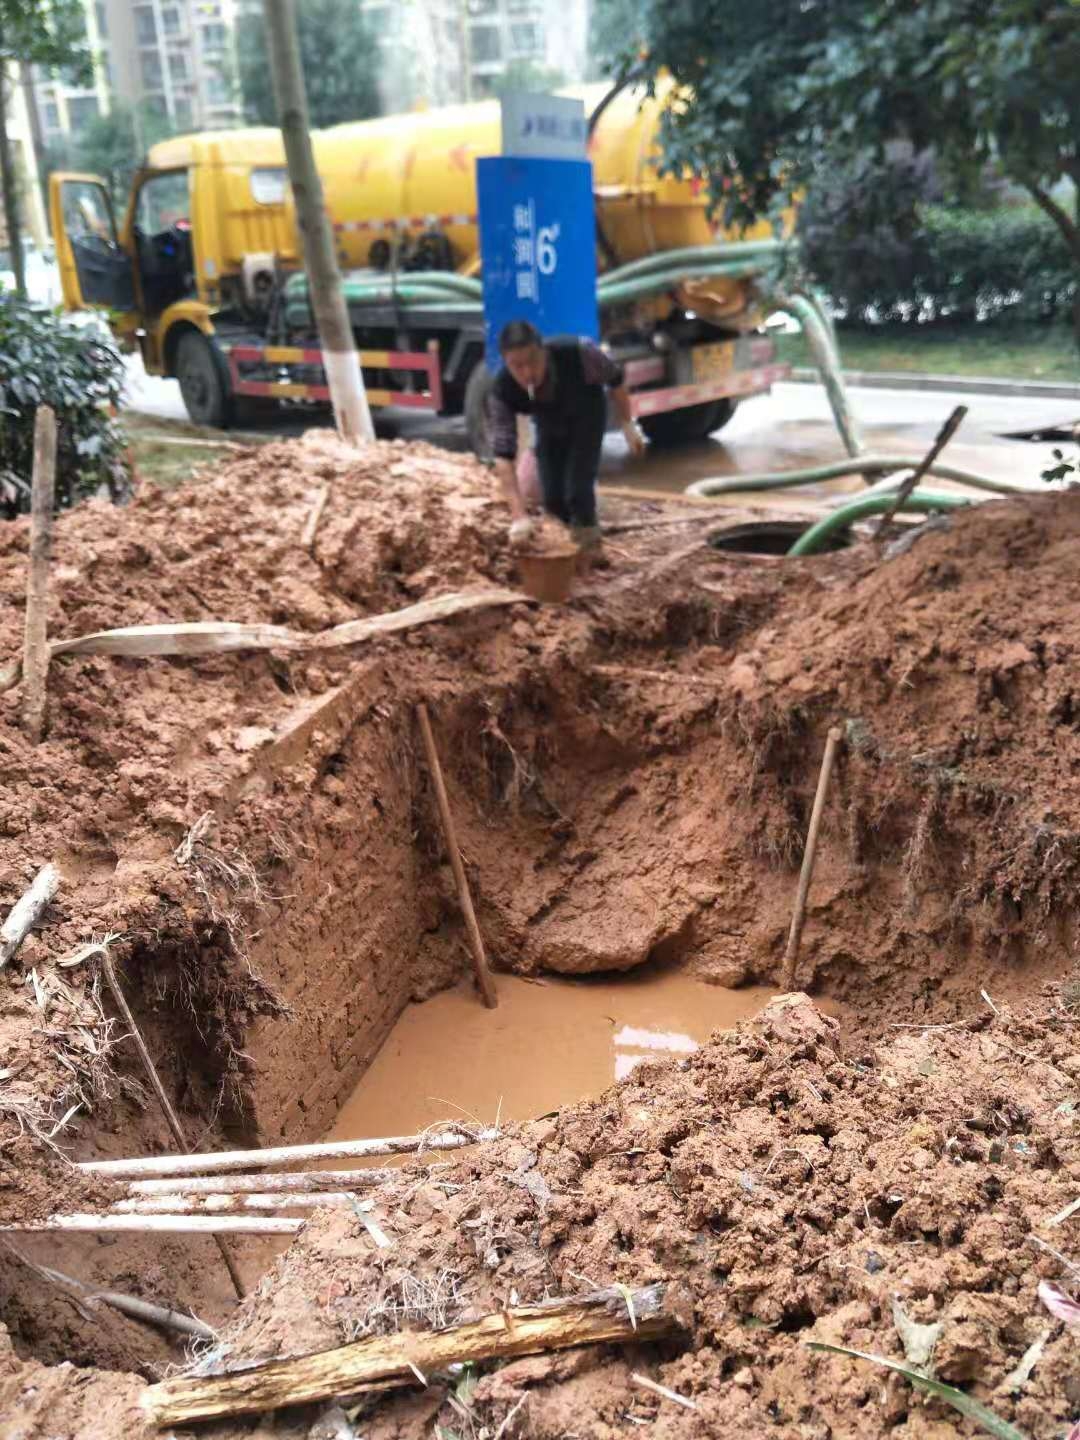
top-left (328, 970), bottom-right (777, 1146)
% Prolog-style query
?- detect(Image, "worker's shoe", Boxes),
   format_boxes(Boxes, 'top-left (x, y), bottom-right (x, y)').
top-left (570, 522), bottom-right (602, 550)
top-left (571, 523), bottom-right (606, 573)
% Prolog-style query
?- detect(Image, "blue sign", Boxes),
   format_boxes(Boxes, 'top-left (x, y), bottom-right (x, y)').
top-left (476, 156), bottom-right (598, 372)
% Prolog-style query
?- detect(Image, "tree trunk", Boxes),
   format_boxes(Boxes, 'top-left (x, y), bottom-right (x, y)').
top-left (0, 43), bottom-right (28, 299)
top-left (1025, 179), bottom-right (1080, 347)
top-left (261, 0), bottom-right (373, 443)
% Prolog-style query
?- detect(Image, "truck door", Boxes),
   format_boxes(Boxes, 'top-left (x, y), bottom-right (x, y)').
top-left (49, 174), bottom-right (136, 314)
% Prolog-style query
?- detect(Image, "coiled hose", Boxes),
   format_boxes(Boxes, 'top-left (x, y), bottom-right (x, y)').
top-left (787, 490), bottom-right (972, 557)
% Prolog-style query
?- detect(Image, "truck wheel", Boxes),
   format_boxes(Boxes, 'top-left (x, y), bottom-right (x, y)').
top-left (176, 330), bottom-right (233, 430)
top-left (639, 398), bottom-right (736, 447)
top-left (464, 363), bottom-right (495, 462)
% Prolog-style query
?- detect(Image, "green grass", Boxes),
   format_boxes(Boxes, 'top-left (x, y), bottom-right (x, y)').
top-left (125, 413), bottom-right (273, 490)
top-left (774, 323), bottom-right (1080, 383)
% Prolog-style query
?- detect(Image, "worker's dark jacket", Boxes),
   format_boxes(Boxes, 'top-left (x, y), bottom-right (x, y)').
top-left (490, 337), bottom-right (624, 460)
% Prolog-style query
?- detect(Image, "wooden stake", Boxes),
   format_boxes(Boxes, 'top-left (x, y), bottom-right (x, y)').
top-left (301, 483), bottom-right (331, 550)
top-left (99, 950), bottom-right (247, 1301)
top-left (781, 726), bottom-right (844, 992)
top-left (0, 863), bottom-right (59, 969)
top-left (22, 405), bottom-right (57, 743)
top-left (873, 404), bottom-right (968, 543)
top-left (416, 702), bottom-right (498, 1009)
top-left (141, 1283), bottom-right (685, 1424)
top-left (79, 1127), bottom-right (497, 1180)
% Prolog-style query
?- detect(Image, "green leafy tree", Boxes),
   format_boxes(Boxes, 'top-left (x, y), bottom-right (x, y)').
top-left (73, 102), bottom-right (172, 210)
top-left (236, 0), bottom-right (379, 129)
top-left (607, 0), bottom-right (1080, 330)
top-left (0, 0), bottom-right (91, 296)
top-left (586, 0), bottom-right (647, 81)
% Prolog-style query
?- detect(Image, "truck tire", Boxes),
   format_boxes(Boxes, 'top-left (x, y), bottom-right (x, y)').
top-left (639, 398), bottom-right (736, 447)
top-left (176, 330), bottom-right (233, 430)
top-left (464, 362), bottom-right (495, 462)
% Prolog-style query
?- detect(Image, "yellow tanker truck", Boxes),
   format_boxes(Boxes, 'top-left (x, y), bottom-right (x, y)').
top-left (49, 83), bottom-right (790, 445)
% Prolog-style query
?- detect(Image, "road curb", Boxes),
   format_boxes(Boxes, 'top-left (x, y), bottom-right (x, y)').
top-left (788, 367), bottom-right (1080, 402)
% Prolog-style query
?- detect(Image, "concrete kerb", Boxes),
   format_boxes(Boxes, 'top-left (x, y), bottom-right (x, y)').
top-left (788, 366), bottom-right (1080, 403)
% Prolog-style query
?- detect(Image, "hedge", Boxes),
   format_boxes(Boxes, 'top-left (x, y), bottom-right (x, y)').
top-left (797, 156), bottom-right (1076, 327)
top-left (0, 299), bottom-right (131, 518)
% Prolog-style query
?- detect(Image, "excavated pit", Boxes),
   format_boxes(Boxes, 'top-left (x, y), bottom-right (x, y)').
top-left (1, 434), bottom-right (1079, 1436)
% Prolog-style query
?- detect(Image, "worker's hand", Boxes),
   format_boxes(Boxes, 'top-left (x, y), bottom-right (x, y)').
top-left (509, 516), bottom-right (536, 547)
top-left (622, 420), bottom-right (646, 458)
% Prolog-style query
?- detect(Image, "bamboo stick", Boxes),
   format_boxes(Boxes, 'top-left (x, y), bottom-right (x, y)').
top-left (781, 726), bottom-right (844, 992)
top-left (0, 863), bottom-right (60, 969)
top-left (127, 1168), bottom-right (400, 1196)
top-left (22, 405), bottom-right (57, 743)
top-left (416, 703), bottom-right (498, 1009)
top-left (100, 949), bottom-right (246, 1301)
top-left (141, 1284), bottom-right (685, 1424)
top-left (79, 1128), bottom-right (498, 1180)
top-left (0, 1214), bottom-right (302, 1235)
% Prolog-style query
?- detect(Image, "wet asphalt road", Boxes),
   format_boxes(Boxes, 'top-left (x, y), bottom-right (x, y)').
top-left (124, 354), bottom-right (1073, 505)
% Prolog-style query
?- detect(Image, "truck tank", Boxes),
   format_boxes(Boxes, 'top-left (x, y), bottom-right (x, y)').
top-left (310, 81), bottom-right (774, 275)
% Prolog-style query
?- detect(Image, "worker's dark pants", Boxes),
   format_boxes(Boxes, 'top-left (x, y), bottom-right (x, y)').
top-left (534, 391), bottom-right (606, 529)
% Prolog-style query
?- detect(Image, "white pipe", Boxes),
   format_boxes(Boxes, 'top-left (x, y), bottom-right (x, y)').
top-left (114, 1192), bottom-right (360, 1214)
top-left (127, 1168), bottom-right (400, 1196)
top-left (78, 1129), bottom-right (498, 1180)
top-left (0, 1214), bottom-right (302, 1235)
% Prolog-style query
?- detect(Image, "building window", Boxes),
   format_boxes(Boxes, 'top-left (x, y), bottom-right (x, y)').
top-left (43, 101), bottom-right (61, 131)
top-left (67, 95), bottom-right (100, 133)
top-left (468, 0), bottom-right (498, 13)
top-left (174, 95), bottom-right (193, 128)
top-left (201, 22), bottom-right (227, 50)
top-left (135, 6), bottom-right (157, 44)
top-left (162, 7), bottom-right (181, 35)
top-left (146, 94), bottom-right (168, 117)
top-left (204, 70), bottom-right (229, 103)
top-left (141, 51), bottom-right (163, 87)
top-left (469, 24), bottom-right (500, 63)
top-left (169, 52), bottom-right (189, 80)
top-left (509, 21), bottom-right (539, 54)
top-left (95, 1), bottom-right (107, 36)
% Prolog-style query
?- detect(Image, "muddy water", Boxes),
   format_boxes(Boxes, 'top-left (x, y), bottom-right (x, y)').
top-left (329, 971), bottom-right (776, 1144)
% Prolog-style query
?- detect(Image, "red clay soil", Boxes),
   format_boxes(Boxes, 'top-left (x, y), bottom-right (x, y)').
top-left (0, 436), bottom-right (1078, 1435)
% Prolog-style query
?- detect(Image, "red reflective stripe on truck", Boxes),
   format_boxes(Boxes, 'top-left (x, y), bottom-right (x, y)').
top-left (331, 213), bottom-right (477, 234)
top-left (628, 363), bottom-right (791, 418)
top-left (224, 342), bottom-right (444, 412)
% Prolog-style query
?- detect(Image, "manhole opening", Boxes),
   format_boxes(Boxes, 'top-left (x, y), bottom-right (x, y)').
top-left (707, 519), bottom-right (851, 556)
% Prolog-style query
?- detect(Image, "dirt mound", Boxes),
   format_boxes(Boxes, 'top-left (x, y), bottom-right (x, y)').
top-left (62, 991), bottom-right (1076, 1439)
top-left (0, 437), bottom-right (1078, 1436)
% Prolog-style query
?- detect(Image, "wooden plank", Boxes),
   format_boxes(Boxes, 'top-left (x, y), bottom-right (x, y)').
top-left (141, 1284), bottom-right (685, 1425)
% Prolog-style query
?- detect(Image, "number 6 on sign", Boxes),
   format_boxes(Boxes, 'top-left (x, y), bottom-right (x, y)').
top-left (537, 223), bottom-right (560, 275)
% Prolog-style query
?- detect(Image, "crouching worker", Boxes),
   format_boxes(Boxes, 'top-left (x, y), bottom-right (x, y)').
top-left (489, 320), bottom-right (645, 550)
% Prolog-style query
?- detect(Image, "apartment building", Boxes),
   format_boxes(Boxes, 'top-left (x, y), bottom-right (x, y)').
top-left (464, 0), bottom-right (589, 98)
top-left (361, 0), bottom-right (590, 113)
top-left (32, 0), bottom-right (241, 150)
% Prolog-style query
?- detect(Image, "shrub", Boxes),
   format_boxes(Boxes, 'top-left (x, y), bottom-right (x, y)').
top-left (0, 298), bottom-right (131, 519)
top-left (798, 155), bottom-right (1076, 327)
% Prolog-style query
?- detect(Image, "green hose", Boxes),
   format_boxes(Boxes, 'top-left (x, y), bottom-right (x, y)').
top-left (600, 239), bottom-right (786, 286)
top-left (687, 453), bottom-right (1033, 500)
top-left (787, 490), bottom-right (972, 557)
top-left (773, 290), bottom-right (862, 460)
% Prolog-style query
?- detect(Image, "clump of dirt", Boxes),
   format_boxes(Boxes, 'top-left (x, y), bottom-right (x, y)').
top-left (152, 992), bottom-right (1080, 1439)
top-left (0, 434), bottom-right (1079, 1434)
